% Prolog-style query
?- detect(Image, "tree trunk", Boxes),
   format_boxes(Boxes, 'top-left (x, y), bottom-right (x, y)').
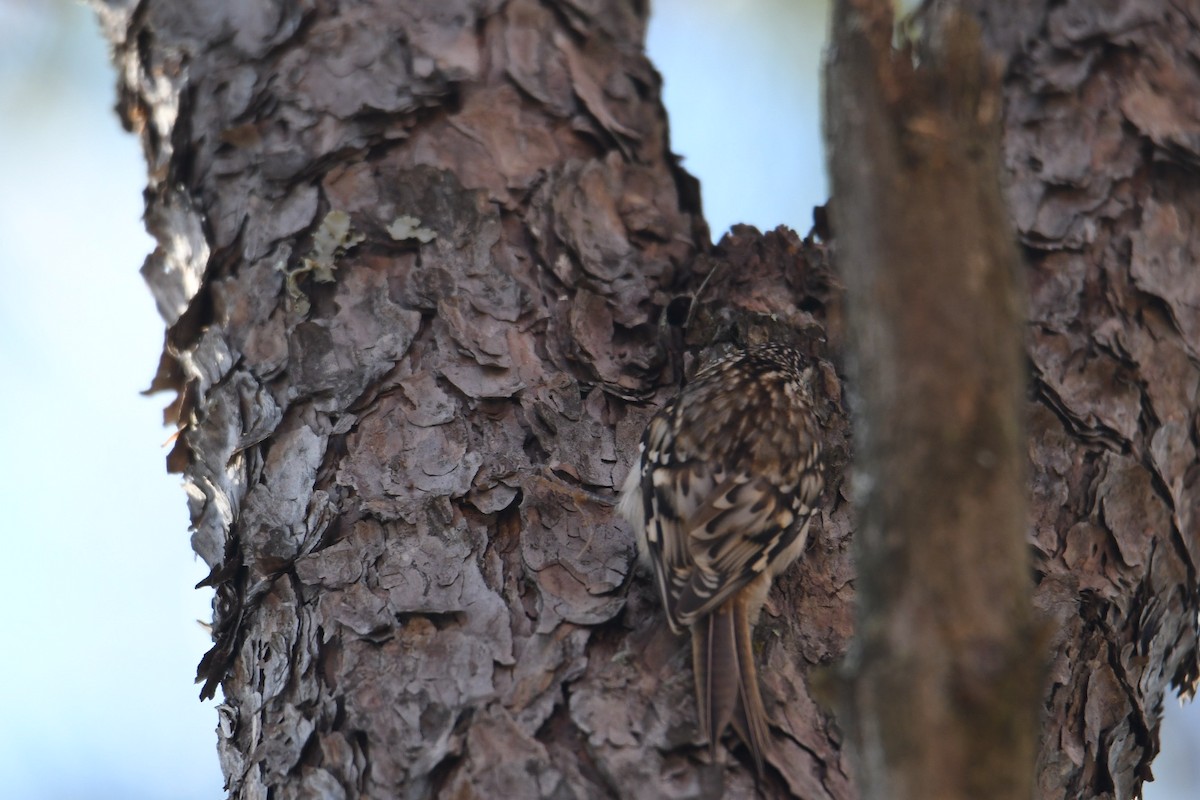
top-left (967, 0), bottom-right (1200, 796)
top-left (824, 3), bottom-right (1041, 798)
top-left (95, 0), bottom-right (1198, 799)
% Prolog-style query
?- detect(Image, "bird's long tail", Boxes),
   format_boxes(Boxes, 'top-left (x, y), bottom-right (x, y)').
top-left (692, 596), bottom-right (771, 779)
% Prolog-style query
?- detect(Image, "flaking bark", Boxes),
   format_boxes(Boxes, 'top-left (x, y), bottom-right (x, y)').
top-left (96, 0), bottom-right (1199, 798)
top-left (95, 1), bottom-right (848, 797)
top-left (825, 0), bottom-right (1200, 798)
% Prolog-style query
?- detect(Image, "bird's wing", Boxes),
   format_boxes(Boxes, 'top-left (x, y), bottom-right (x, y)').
top-left (671, 472), bottom-right (801, 626)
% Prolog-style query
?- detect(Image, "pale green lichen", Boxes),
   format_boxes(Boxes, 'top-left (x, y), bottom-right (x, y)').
top-left (280, 210), bottom-right (364, 315)
top-left (387, 215), bottom-right (437, 244)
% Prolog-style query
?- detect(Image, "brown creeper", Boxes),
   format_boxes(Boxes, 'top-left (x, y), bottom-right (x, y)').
top-left (618, 342), bottom-right (825, 777)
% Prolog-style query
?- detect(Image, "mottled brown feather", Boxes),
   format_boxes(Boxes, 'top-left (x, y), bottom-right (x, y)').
top-left (617, 343), bottom-right (825, 777)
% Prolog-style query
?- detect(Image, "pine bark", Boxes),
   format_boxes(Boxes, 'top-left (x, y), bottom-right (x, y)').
top-left (96, 0), bottom-right (1198, 799)
top-left (969, 0), bottom-right (1200, 796)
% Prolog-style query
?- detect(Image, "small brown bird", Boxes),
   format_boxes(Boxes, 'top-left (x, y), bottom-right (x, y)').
top-left (618, 342), bottom-right (825, 777)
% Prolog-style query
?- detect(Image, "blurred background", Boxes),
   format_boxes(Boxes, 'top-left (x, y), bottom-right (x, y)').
top-left (0, 1), bottom-right (1193, 798)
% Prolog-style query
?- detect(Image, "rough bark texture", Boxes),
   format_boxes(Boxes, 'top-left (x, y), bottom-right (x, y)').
top-left (965, 0), bottom-right (1200, 797)
top-left (94, 1), bottom-right (851, 798)
top-left (824, 3), bottom-right (1041, 799)
top-left (95, 0), bottom-right (1199, 798)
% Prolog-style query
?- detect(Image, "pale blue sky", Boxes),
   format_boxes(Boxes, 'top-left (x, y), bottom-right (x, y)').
top-left (0, 2), bottom-right (215, 798)
top-left (0, 1), bottom-right (1193, 798)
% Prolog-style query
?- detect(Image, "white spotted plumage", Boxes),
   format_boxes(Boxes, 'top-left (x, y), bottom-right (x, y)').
top-left (618, 342), bottom-right (825, 778)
